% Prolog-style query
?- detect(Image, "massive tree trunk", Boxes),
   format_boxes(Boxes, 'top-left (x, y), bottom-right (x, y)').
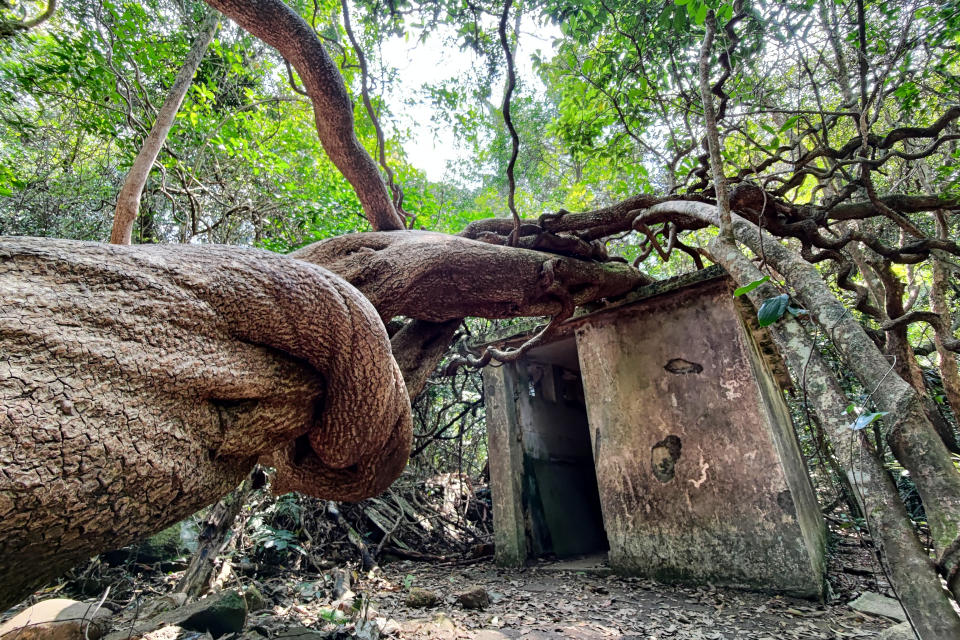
top-left (0, 237), bottom-right (410, 610)
top-left (0, 229), bottom-right (646, 610)
top-left (110, 7), bottom-right (220, 245)
top-left (5, 0), bottom-right (955, 624)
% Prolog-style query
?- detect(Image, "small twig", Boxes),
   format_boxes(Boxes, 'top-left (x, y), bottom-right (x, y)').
top-left (83, 586), bottom-right (111, 640)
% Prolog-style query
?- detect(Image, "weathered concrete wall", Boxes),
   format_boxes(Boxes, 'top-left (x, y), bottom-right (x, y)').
top-left (575, 277), bottom-right (826, 598)
top-left (483, 365), bottom-right (527, 566)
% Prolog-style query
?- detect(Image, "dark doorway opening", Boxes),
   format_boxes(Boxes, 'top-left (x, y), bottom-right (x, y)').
top-left (519, 338), bottom-right (608, 559)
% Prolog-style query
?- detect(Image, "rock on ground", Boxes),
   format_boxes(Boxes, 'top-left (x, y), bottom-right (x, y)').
top-left (847, 592), bottom-right (907, 622)
top-left (875, 622), bottom-right (916, 640)
top-left (455, 586), bottom-right (490, 610)
top-left (242, 586), bottom-right (270, 613)
top-left (104, 589), bottom-right (247, 640)
top-left (405, 588), bottom-right (441, 608)
top-left (139, 594), bottom-right (190, 619)
top-left (141, 625), bottom-right (213, 640)
top-left (0, 598), bottom-right (112, 640)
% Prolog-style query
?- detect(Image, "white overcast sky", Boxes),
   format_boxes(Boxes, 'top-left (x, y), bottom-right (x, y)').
top-left (376, 17), bottom-right (560, 182)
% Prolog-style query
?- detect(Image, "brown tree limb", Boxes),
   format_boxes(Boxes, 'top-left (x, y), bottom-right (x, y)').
top-left (498, 0), bottom-right (522, 243)
top-left (0, 238), bottom-right (411, 610)
top-left (327, 501), bottom-right (374, 571)
top-left (390, 319), bottom-right (461, 400)
top-left (697, 8), bottom-right (733, 241)
top-left (202, 0), bottom-right (404, 231)
top-left (340, 0), bottom-right (406, 221)
top-left (175, 470), bottom-right (259, 598)
top-left (291, 230), bottom-right (650, 322)
top-left (0, 0), bottom-right (56, 38)
top-left (882, 311), bottom-right (960, 352)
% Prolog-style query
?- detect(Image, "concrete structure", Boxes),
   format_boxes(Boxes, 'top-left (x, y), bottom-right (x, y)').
top-left (483, 268), bottom-right (826, 598)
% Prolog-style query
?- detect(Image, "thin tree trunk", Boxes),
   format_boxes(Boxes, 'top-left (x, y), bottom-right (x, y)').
top-left (697, 8), bottom-right (733, 241)
top-left (727, 216), bottom-right (960, 602)
top-left (710, 235), bottom-right (960, 639)
top-left (110, 8), bottom-right (219, 245)
top-left (875, 263), bottom-right (960, 454)
top-left (813, 415), bottom-right (865, 520)
top-left (932, 213), bottom-right (960, 431)
top-left (327, 501), bottom-right (375, 571)
top-left (647, 201), bottom-right (960, 600)
top-left (202, 0), bottom-right (404, 231)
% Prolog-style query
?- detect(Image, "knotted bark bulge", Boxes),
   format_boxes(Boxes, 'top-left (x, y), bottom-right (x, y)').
top-left (0, 238), bottom-right (411, 609)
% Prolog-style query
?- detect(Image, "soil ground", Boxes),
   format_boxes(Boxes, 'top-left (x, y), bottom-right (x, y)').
top-left (0, 509), bottom-right (911, 639)
top-left (246, 551), bottom-right (897, 640)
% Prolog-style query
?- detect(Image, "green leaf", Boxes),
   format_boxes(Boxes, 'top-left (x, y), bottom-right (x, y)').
top-left (733, 275), bottom-right (770, 297)
top-left (757, 294), bottom-right (790, 327)
top-left (850, 411), bottom-right (888, 431)
top-left (779, 115), bottom-right (801, 132)
top-left (695, 2), bottom-right (709, 25)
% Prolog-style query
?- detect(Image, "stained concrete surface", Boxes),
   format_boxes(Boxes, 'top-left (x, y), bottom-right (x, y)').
top-left (575, 277), bottom-right (826, 597)
top-left (486, 270), bottom-right (826, 598)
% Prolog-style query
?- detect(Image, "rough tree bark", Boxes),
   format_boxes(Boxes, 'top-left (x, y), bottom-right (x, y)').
top-left (292, 230), bottom-right (649, 322)
top-left (932, 213), bottom-right (960, 426)
top-left (0, 226), bottom-right (647, 610)
top-left (390, 319), bottom-right (461, 400)
top-left (0, 237), bottom-right (410, 610)
top-left (710, 236), bottom-right (960, 638)
top-left (871, 260), bottom-right (960, 454)
top-left (4, 0), bottom-right (954, 625)
top-left (110, 7), bottom-right (220, 245)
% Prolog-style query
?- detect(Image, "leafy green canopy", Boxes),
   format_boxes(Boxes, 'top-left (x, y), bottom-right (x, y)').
top-left (1, 0), bottom-right (958, 270)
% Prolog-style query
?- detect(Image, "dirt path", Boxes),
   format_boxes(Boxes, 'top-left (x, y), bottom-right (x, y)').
top-left (257, 558), bottom-right (896, 639)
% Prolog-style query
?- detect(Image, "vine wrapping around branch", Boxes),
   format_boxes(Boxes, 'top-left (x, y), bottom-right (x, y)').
top-left (498, 0), bottom-right (522, 245)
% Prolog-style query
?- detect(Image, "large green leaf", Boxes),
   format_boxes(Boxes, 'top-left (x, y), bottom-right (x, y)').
top-left (757, 294), bottom-right (790, 327)
top-left (733, 276), bottom-right (770, 297)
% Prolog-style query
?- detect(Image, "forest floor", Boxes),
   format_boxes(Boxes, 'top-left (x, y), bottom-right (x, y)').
top-left (2, 485), bottom-right (914, 639)
top-left (250, 538), bottom-right (900, 640)
top-left (342, 557), bottom-right (895, 640)
top-left (45, 532), bottom-right (900, 640)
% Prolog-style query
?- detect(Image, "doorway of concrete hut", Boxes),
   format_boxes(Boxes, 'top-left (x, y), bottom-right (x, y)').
top-left (485, 335), bottom-right (610, 563)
